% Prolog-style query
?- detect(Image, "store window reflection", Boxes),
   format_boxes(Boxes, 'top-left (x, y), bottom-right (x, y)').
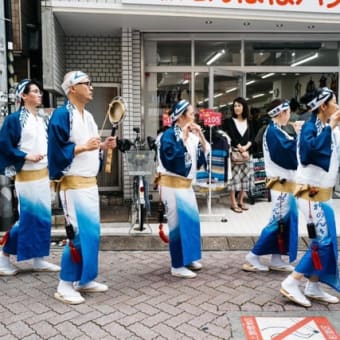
top-left (145, 40), bottom-right (191, 66)
top-left (145, 71), bottom-right (338, 137)
top-left (246, 72), bottom-right (338, 109)
top-left (195, 41), bottom-right (241, 66)
top-left (245, 72), bottom-right (338, 138)
top-left (245, 41), bottom-right (338, 66)
top-left (143, 36), bottom-right (339, 138)
top-left (195, 72), bottom-right (241, 120)
top-left (157, 72), bottom-right (190, 107)
top-left (144, 72), bottom-right (191, 137)
top-left (195, 72), bottom-right (209, 110)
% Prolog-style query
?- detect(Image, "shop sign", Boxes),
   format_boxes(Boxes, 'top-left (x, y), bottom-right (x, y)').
top-left (162, 113), bottom-right (172, 127)
top-left (183, 73), bottom-right (191, 80)
top-left (121, 1), bottom-right (340, 14)
top-left (200, 109), bottom-right (222, 127)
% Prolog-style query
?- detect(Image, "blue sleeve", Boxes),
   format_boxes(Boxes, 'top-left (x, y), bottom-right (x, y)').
top-left (0, 112), bottom-right (26, 173)
top-left (160, 128), bottom-right (191, 177)
top-left (299, 120), bottom-right (332, 172)
top-left (266, 124), bottom-right (297, 170)
top-left (47, 106), bottom-right (76, 180)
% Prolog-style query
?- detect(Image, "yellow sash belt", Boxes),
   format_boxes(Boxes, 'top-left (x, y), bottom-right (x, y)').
top-left (265, 177), bottom-right (296, 193)
top-left (58, 176), bottom-right (97, 191)
top-left (159, 175), bottom-right (192, 189)
top-left (16, 168), bottom-right (48, 182)
top-left (294, 184), bottom-right (333, 202)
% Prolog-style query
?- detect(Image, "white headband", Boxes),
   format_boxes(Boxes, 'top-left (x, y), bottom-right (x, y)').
top-left (268, 100), bottom-right (290, 118)
top-left (307, 88), bottom-right (333, 110)
top-left (15, 79), bottom-right (31, 109)
top-left (61, 71), bottom-right (89, 95)
top-left (170, 100), bottom-right (190, 123)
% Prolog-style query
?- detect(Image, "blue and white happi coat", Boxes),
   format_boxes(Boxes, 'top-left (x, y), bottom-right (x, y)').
top-left (253, 121), bottom-right (298, 262)
top-left (0, 108), bottom-right (51, 261)
top-left (158, 126), bottom-right (210, 268)
top-left (295, 115), bottom-right (340, 291)
top-left (48, 101), bottom-right (101, 284)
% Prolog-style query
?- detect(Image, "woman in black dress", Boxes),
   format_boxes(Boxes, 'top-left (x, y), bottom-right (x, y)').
top-left (224, 97), bottom-right (254, 213)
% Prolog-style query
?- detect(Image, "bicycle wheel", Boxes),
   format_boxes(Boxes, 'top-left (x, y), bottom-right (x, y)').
top-left (137, 203), bottom-right (146, 231)
top-left (131, 176), bottom-right (139, 226)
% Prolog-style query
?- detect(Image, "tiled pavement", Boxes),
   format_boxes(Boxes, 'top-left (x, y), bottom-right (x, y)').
top-left (1, 196), bottom-right (340, 339)
top-left (1, 249), bottom-right (340, 339)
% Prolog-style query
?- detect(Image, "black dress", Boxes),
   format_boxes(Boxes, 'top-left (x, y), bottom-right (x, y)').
top-left (223, 118), bottom-right (255, 191)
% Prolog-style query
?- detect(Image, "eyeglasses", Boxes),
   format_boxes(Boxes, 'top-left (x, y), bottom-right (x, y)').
top-left (76, 81), bottom-right (92, 87)
top-left (29, 89), bottom-right (43, 96)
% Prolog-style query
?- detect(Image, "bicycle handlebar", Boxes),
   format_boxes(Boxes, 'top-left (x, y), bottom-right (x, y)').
top-left (117, 127), bottom-right (157, 154)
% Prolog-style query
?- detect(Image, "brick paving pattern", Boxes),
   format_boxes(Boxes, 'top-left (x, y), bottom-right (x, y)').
top-left (0, 249), bottom-right (340, 339)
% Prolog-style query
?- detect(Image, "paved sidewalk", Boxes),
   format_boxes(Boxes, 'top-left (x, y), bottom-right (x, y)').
top-left (1, 249), bottom-right (340, 339)
top-left (98, 195), bottom-right (340, 238)
top-left (2, 193), bottom-right (340, 338)
top-left (51, 197), bottom-right (340, 251)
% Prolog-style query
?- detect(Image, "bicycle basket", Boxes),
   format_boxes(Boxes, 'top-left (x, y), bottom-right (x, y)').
top-left (125, 150), bottom-right (155, 176)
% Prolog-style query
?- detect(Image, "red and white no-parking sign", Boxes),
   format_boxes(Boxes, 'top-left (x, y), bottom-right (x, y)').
top-left (241, 316), bottom-right (340, 340)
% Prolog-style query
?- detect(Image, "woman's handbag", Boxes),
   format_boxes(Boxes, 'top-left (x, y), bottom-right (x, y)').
top-left (231, 148), bottom-right (249, 164)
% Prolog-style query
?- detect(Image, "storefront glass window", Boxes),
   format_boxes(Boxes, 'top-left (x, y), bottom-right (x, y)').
top-left (195, 41), bottom-right (241, 66)
top-left (144, 37), bottom-right (339, 139)
top-left (195, 72), bottom-right (241, 114)
top-left (144, 72), bottom-right (191, 137)
top-left (245, 41), bottom-right (338, 66)
top-left (145, 40), bottom-right (191, 66)
top-left (245, 72), bottom-right (338, 108)
top-left (195, 72), bottom-right (209, 110)
top-left (245, 72), bottom-right (338, 142)
top-left (145, 70), bottom-right (339, 136)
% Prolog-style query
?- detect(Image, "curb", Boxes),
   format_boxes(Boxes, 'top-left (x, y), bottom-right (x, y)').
top-left (51, 230), bottom-right (320, 251)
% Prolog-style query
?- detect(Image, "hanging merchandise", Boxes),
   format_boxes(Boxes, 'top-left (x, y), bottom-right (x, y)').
top-left (294, 80), bottom-right (301, 100)
top-left (194, 109), bottom-right (228, 222)
top-left (330, 74), bottom-right (338, 94)
top-left (319, 74), bottom-right (327, 88)
top-left (248, 153), bottom-right (270, 204)
top-left (306, 77), bottom-right (316, 94)
top-left (196, 110), bottom-right (229, 185)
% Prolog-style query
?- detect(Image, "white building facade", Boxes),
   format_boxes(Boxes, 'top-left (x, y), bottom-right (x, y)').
top-left (41, 0), bottom-right (340, 198)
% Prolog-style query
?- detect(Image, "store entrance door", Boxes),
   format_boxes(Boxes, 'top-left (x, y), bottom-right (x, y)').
top-left (87, 85), bottom-right (121, 192)
top-left (209, 67), bottom-right (245, 115)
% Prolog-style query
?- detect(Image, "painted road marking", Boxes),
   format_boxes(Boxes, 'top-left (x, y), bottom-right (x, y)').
top-left (241, 316), bottom-right (340, 340)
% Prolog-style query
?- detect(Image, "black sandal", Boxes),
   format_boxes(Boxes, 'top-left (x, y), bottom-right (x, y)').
top-left (238, 203), bottom-right (249, 211)
top-left (231, 205), bottom-right (243, 213)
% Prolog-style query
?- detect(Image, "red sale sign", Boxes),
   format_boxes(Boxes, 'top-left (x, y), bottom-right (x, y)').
top-left (162, 114), bottom-right (172, 127)
top-left (202, 110), bottom-right (222, 127)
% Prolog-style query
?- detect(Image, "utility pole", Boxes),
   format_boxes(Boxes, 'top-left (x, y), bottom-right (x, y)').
top-left (4, 0), bottom-right (14, 115)
top-left (0, 2), bottom-right (8, 121)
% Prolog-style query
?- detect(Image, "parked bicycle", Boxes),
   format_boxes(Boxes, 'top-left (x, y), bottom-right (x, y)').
top-left (118, 127), bottom-right (157, 232)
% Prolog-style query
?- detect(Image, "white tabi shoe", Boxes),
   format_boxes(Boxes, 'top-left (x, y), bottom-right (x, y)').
top-left (242, 252), bottom-right (269, 272)
top-left (54, 280), bottom-right (85, 305)
top-left (304, 281), bottom-right (339, 304)
top-left (33, 258), bottom-right (61, 272)
top-left (186, 261), bottom-right (202, 271)
top-left (74, 280), bottom-right (108, 293)
top-left (0, 254), bottom-right (18, 276)
top-left (269, 255), bottom-right (295, 272)
top-left (280, 276), bottom-right (311, 307)
top-left (171, 267), bottom-right (197, 278)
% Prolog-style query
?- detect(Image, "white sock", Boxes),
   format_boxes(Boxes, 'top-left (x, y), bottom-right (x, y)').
top-left (284, 275), bottom-right (300, 286)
